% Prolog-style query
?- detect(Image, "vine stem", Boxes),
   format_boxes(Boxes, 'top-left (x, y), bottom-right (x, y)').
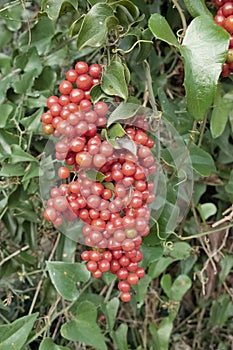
top-left (0, 245), bottom-right (29, 267)
top-left (171, 0), bottom-right (187, 39)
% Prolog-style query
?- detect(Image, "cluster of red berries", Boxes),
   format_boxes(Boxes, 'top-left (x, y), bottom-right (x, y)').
top-left (41, 62), bottom-right (156, 302)
top-left (212, 0), bottom-right (233, 76)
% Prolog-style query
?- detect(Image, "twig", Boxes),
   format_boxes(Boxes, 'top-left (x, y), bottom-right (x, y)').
top-left (212, 205), bottom-right (233, 228)
top-left (0, 245), bottom-right (29, 267)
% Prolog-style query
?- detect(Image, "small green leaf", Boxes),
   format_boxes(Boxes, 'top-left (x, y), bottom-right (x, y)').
top-left (46, 262), bottom-right (90, 300)
top-left (0, 313), bottom-right (38, 350)
top-left (10, 145), bottom-right (38, 164)
top-left (183, 0), bottom-right (212, 18)
top-left (164, 242), bottom-right (192, 260)
top-left (105, 297), bottom-right (120, 331)
top-left (0, 163), bottom-right (26, 177)
top-left (0, 130), bottom-right (19, 162)
top-left (225, 169), bottom-right (233, 194)
top-left (90, 84), bottom-right (108, 104)
top-left (102, 61), bottom-right (128, 100)
top-left (161, 274), bottom-right (172, 297)
top-left (197, 203), bottom-right (217, 221)
top-left (148, 13), bottom-right (181, 49)
top-left (39, 338), bottom-right (70, 350)
top-left (190, 143), bottom-right (216, 176)
top-left (61, 301), bottom-right (107, 350)
top-left (20, 108), bottom-right (43, 133)
top-left (108, 123), bottom-right (126, 139)
top-left (85, 169), bottom-right (106, 182)
top-left (211, 89), bottom-right (233, 138)
top-left (19, 17), bottom-right (55, 54)
top-left (219, 255), bottom-right (233, 282)
top-left (111, 324), bottom-right (128, 350)
top-left (132, 274), bottom-right (151, 303)
top-left (170, 275), bottom-right (192, 301)
top-left (107, 102), bottom-right (141, 127)
top-left (148, 257), bottom-right (174, 279)
top-left (76, 4), bottom-right (114, 50)
top-left (0, 104), bottom-right (14, 128)
top-left (180, 16), bottom-right (229, 120)
top-left (41, 0), bottom-right (78, 20)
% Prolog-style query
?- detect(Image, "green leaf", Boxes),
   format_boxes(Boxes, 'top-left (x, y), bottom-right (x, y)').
top-left (0, 130), bottom-right (19, 162)
top-left (39, 338), bottom-right (70, 350)
top-left (113, 0), bottom-right (140, 21)
top-left (164, 242), bottom-right (192, 260)
top-left (0, 163), bottom-right (26, 177)
top-left (180, 16), bottom-right (229, 120)
top-left (211, 89), bottom-right (233, 138)
top-left (61, 301), bottom-right (107, 350)
top-left (105, 297), bottom-right (120, 331)
top-left (197, 202), bottom-right (217, 221)
top-left (148, 13), bottom-right (180, 49)
top-left (209, 294), bottom-right (233, 328)
top-left (19, 17), bottom-right (55, 54)
top-left (132, 274), bottom-right (151, 303)
top-left (219, 255), bottom-right (233, 282)
top-left (85, 169), bottom-right (106, 182)
top-left (102, 61), bottom-right (128, 100)
top-left (169, 275), bottom-right (192, 301)
top-left (148, 257), bottom-right (174, 279)
top-left (41, 0), bottom-right (78, 20)
top-left (225, 169), bottom-right (233, 194)
top-left (46, 261), bottom-right (90, 300)
top-left (190, 143), bottom-right (216, 176)
top-left (10, 145), bottom-right (38, 164)
top-left (140, 244), bottom-right (163, 267)
top-left (0, 313), bottom-right (38, 350)
top-left (111, 324), bottom-right (128, 350)
top-left (13, 71), bottom-right (36, 94)
top-left (90, 84), bottom-right (108, 104)
top-left (183, 0), bottom-right (212, 17)
top-left (20, 108), bottom-right (43, 133)
top-left (107, 102), bottom-right (141, 127)
top-left (108, 123), bottom-right (126, 139)
top-left (0, 70), bottom-right (20, 104)
top-left (76, 4), bottom-right (114, 50)
top-left (0, 104), bottom-right (14, 128)
top-left (22, 162), bottom-right (39, 183)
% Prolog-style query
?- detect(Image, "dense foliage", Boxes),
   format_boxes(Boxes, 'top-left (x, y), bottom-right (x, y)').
top-left (0, 1), bottom-right (232, 349)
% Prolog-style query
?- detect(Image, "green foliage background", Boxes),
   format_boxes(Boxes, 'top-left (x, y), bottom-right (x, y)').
top-left (0, 1), bottom-right (232, 349)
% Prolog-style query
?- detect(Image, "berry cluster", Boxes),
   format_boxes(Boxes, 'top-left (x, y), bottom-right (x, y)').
top-left (213, 0), bottom-right (233, 76)
top-left (41, 61), bottom-right (156, 302)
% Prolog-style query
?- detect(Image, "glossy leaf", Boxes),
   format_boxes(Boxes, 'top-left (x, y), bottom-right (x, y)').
top-left (10, 145), bottom-right (38, 164)
top-left (46, 261), bottom-right (90, 300)
top-left (19, 17), bottom-right (55, 54)
top-left (102, 61), bottom-right (128, 100)
top-left (0, 104), bottom-right (14, 128)
top-left (75, 4), bottom-right (114, 50)
top-left (211, 89), bottom-right (233, 138)
top-left (108, 123), bottom-right (126, 139)
top-left (85, 169), bottom-right (106, 182)
top-left (183, 0), bottom-right (211, 17)
top-left (41, 0), bottom-right (78, 20)
top-left (107, 102), bottom-right (141, 127)
top-left (148, 13), bottom-right (180, 49)
top-left (39, 338), bottom-right (70, 350)
top-left (61, 301), bottom-right (107, 350)
top-left (0, 313), bottom-right (38, 350)
top-left (190, 143), bottom-right (216, 176)
top-left (180, 16), bottom-right (229, 120)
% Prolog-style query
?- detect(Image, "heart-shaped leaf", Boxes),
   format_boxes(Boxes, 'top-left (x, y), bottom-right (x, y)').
top-left (0, 313), bottom-right (38, 350)
top-left (46, 261), bottom-right (90, 301)
top-left (61, 301), bottom-right (107, 350)
top-left (102, 61), bottom-right (129, 100)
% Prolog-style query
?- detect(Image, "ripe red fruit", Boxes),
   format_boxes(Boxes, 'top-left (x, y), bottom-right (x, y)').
top-left (89, 63), bottom-right (102, 78)
top-left (58, 166), bottom-right (70, 179)
top-left (42, 124), bottom-right (54, 135)
top-left (66, 69), bottom-right (78, 82)
top-left (118, 281), bottom-right (130, 292)
top-left (69, 88), bottom-right (85, 103)
top-left (59, 80), bottom-right (73, 95)
top-left (86, 260), bottom-right (98, 272)
top-left (98, 259), bottom-right (110, 272)
top-left (224, 15), bottom-right (233, 33)
top-left (127, 273), bottom-right (139, 285)
top-left (76, 152), bottom-right (92, 167)
top-left (94, 101), bottom-right (108, 117)
top-left (43, 207), bottom-right (57, 222)
top-left (75, 61), bottom-right (89, 74)
top-left (76, 74), bottom-right (93, 91)
top-left (222, 2), bottom-right (233, 17)
top-left (81, 251), bottom-right (90, 260)
top-left (120, 292), bottom-right (131, 302)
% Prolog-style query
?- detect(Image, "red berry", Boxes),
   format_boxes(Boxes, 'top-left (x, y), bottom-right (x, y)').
top-left (120, 292), bottom-right (131, 302)
top-left (75, 61), bottom-right (89, 74)
top-left (89, 63), bottom-right (102, 78)
top-left (224, 15), bottom-right (233, 33)
top-left (58, 166), bottom-right (70, 179)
